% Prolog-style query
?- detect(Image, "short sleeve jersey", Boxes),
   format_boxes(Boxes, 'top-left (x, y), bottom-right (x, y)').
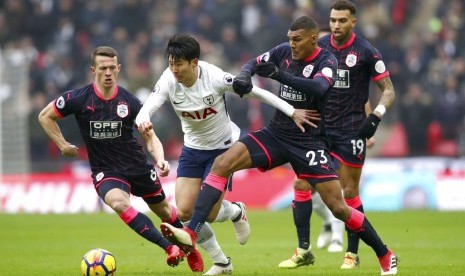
top-left (318, 33), bottom-right (389, 133)
top-left (142, 61), bottom-right (240, 150)
top-left (53, 83), bottom-right (150, 174)
top-left (258, 42), bottom-right (337, 140)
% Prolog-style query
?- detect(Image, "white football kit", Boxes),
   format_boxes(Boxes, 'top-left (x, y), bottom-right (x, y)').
top-left (136, 60), bottom-right (295, 150)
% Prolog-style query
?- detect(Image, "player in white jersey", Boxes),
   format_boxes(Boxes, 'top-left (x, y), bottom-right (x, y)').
top-left (136, 34), bottom-right (316, 275)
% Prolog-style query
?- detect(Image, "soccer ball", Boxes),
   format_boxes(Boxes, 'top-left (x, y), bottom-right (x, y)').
top-left (81, 248), bottom-right (116, 276)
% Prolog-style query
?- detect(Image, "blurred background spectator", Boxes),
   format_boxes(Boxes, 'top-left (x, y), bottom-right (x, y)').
top-left (1, 0), bottom-right (464, 173)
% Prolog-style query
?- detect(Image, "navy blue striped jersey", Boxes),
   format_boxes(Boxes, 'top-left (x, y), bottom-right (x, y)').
top-left (53, 83), bottom-right (150, 174)
top-left (251, 42), bottom-right (337, 139)
top-left (318, 33), bottom-right (390, 132)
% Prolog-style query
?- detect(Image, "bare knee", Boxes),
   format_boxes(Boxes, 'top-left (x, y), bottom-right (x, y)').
top-left (293, 179), bottom-right (312, 191)
top-left (211, 155), bottom-right (231, 175)
top-left (342, 186), bottom-right (359, 199)
top-left (107, 198), bottom-right (130, 214)
top-left (329, 203), bottom-right (351, 221)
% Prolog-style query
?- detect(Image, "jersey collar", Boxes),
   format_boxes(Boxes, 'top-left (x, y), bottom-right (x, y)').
top-left (330, 32), bottom-right (356, 50)
top-left (198, 65), bottom-right (203, 79)
top-left (303, 47), bottom-right (322, 62)
top-left (93, 82), bottom-right (119, 100)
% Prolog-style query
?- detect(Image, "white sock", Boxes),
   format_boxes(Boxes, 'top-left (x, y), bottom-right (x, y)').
top-left (214, 200), bottom-right (240, 222)
top-left (184, 221), bottom-right (228, 264)
top-left (312, 192), bottom-right (331, 225)
top-left (330, 217), bottom-right (344, 243)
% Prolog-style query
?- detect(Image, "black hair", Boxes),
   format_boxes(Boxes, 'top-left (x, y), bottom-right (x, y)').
top-left (165, 33), bottom-right (200, 61)
top-left (289, 16), bottom-right (318, 32)
top-left (330, 0), bottom-right (357, 16)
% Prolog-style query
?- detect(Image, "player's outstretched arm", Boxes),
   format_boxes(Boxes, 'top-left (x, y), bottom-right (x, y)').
top-left (38, 101), bottom-right (78, 157)
top-left (255, 62), bottom-right (330, 98)
top-left (138, 127), bottom-right (170, 177)
top-left (244, 86), bottom-right (319, 131)
top-left (135, 83), bottom-right (167, 129)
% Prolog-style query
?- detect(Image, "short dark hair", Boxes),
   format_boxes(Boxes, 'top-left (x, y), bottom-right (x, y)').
top-left (91, 46), bottom-right (118, 66)
top-left (330, 0), bottom-right (357, 16)
top-left (289, 16), bottom-right (318, 32)
top-left (165, 33), bottom-right (200, 61)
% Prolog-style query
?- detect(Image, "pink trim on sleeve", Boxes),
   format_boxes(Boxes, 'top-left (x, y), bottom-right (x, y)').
top-left (373, 71), bottom-right (390, 82)
top-left (52, 100), bottom-right (64, 118)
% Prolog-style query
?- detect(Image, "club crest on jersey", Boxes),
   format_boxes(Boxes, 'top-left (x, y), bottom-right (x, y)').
top-left (203, 95), bottom-right (214, 106)
top-left (346, 53), bottom-right (357, 67)
top-left (117, 103), bottom-right (129, 118)
top-left (303, 65), bottom-right (314, 78)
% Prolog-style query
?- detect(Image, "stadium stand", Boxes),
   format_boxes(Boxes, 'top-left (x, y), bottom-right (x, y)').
top-left (0, 0), bottom-right (464, 173)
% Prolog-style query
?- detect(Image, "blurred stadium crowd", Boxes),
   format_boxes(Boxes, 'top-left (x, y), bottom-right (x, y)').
top-left (1, 0), bottom-right (464, 171)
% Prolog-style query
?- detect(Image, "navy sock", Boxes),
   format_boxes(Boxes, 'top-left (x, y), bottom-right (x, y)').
top-left (189, 184), bottom-right (222, 234)
top-left (293, 199), bottom-right (312, 250)
top-left (356, 216), bottom-right (388, 257)
top-left (127, 212), bottom-right (170, 250)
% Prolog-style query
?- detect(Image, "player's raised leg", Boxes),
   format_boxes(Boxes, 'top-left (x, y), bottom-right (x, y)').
top-left (161, 142), bottom-right (253, 252)
top-left (101, 181), bottom-right (185, 267)
top-left (316, 179), bottom-right (397, 275)
top-left (213, 200), bottom-right (250, 245)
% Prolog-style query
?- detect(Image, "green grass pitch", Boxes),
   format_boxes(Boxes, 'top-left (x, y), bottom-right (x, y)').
top-left (1, 210), bottom-right (465, 275)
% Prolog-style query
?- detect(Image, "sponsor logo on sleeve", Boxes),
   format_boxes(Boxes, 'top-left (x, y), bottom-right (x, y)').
top-left (223, 74), bottom-right (234, 85)
top-left (322, 67), bottom-right (333, 78)
top-left (375, 60), bottom-right (386, 73)
top-left (152, 84), bottom-right (160, 94)
top-left (56, 96), bottom-right (65, 109)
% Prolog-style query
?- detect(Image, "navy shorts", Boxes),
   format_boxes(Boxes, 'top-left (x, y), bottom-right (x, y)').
top-left (240, 128), bottom-right (339, 186)
top-left (177, 146), bottom-right (233, 191)
top-left (327, 130), bottom-right (366, 168)
top-left (92, 165), bottom-right (166, 204)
